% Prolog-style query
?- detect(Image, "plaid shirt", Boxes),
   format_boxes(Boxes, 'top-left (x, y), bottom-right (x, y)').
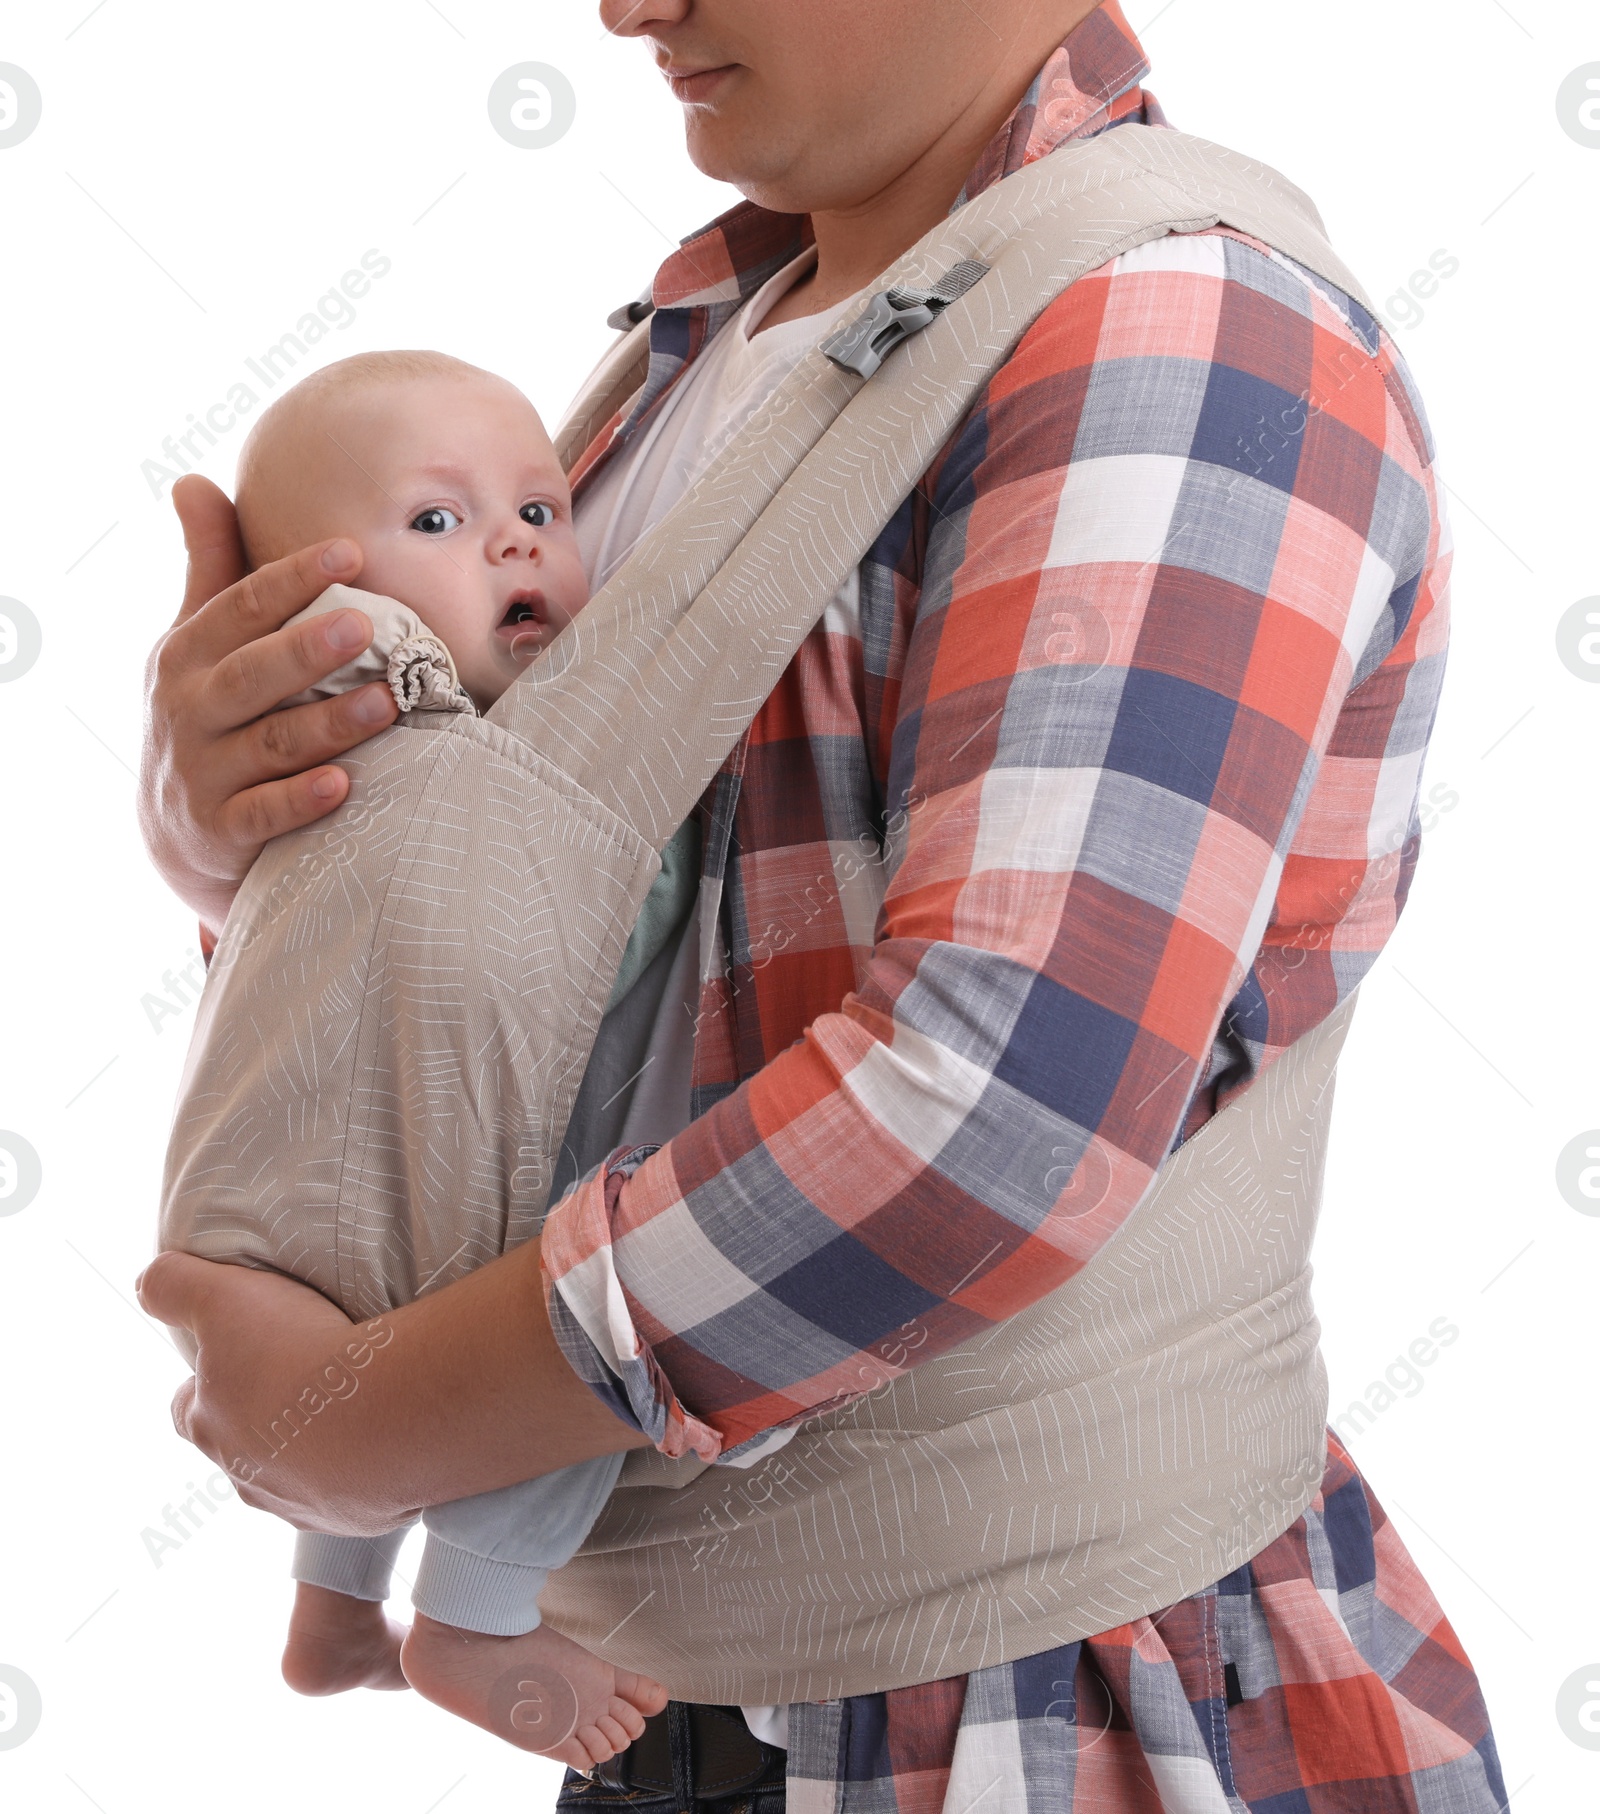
top-left (542, 3), bottom-right (1450, 1473)
top-left (773, 1436), bottom-right (1505, 1813)
top-left (550, 10), bottom-right (1503, 1807)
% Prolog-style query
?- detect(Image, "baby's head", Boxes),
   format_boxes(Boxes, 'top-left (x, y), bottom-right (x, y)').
top-left (236, 351), bottom-right (589, 711)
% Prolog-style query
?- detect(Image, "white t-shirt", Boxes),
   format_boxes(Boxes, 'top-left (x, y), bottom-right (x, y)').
top-left (569, 252), bottom-right (864, 1756)
top-left (575, 249), bottom-right (859, 589)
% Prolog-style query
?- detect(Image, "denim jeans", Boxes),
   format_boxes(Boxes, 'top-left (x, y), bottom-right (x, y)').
top-left (555, 1702), bottom-right (786, 1812)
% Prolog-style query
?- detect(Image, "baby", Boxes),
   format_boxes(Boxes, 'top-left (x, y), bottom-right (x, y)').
top-left (219, 350), bottom-right (668, 1767)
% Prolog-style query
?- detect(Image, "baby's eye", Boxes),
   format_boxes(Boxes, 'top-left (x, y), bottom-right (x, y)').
top-left (411, 507), bottom-right (462, 535)
top-left (520, 501), bottom-right (555, 528)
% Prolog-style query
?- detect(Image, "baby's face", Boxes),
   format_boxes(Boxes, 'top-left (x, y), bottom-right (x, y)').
top-left (245, 373), bottom-right (589, 711)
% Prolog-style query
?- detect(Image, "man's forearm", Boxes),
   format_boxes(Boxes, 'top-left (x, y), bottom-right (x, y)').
top-left (143, 1235), bottom-right (650, 1537)
top-left (330, 1237), bottom-right (651, 1519)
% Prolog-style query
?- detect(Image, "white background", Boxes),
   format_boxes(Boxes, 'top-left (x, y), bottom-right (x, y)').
top-left (0, 1), bottom-right (1595, 1808)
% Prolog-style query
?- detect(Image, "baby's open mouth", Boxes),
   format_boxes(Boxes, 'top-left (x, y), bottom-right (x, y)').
top-left (497, 590), bottom-right (551, 661)
top-left (499, 590), bottom-right (545, 629)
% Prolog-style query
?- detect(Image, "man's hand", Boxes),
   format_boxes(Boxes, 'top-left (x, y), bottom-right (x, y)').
top-left (137, 1241), bottom-right (649, 1538)
top-left (137, 474), bottom-right (400, 936)
top-left (137, 1251), bottom-right (414, 1536)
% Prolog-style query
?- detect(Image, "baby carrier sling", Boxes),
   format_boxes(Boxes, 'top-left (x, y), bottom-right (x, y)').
top-left (160, 126), bottom-right (1375, 1697)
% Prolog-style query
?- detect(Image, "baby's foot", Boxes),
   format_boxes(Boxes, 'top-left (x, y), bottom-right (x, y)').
top-left (282, 1582), bottom-right (409, 1695)
top-left (400, 1612), bottom-right (668, 1770)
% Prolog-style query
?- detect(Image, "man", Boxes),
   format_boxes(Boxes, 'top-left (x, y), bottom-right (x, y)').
top-left (138, 2), bottom-right (1507, 1807)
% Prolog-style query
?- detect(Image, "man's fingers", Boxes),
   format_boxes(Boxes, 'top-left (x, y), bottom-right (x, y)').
top-left (174, 475), bottom-right (248, 624)
top-left (204, 604), bottom-right (382, 736)
top-left (211, 680), bottom-right (397, 795)
top-left (213, 765), bottom-right (355, 852)
top-left (229, 538), bottom-right (366, 644)
top-left (179, 537), bottom-right (365, 671)
top-left (136, 1250), bottom-right (218, 1330)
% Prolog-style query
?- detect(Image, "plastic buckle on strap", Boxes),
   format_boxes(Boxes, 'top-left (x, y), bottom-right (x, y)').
top-left (822, 258), bottom-right (991, 380)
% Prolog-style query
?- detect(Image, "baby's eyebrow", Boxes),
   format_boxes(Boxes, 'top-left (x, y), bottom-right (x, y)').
top-left (402, 461), bottom-right (477, 486)
top-left (398, 459), bottom-right (567, 493)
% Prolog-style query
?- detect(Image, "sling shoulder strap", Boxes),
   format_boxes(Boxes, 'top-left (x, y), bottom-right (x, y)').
top-left (492, 126), bottom-right (1373, 860)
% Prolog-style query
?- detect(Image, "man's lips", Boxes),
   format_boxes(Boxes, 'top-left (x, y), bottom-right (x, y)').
top-left (662, 63), bottom-right (738, 104)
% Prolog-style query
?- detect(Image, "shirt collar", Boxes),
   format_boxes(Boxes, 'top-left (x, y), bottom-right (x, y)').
top-left (567, 1), bottom-right (1162, 495)
top-left (648, 0), bottom-right (1159, 315)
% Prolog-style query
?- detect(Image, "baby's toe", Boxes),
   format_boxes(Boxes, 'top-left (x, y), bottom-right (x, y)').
top-left (552, 1738), bottom-right (598, 1774)
top-left (598, 1711), bottom-right (638, 1756)
top-left (607, 1696), bottom-right (646, 1743)
top-left (571, 1723), bottom-right (619, 1767)
top-left (616, 1669), bottom-right (669, 1716)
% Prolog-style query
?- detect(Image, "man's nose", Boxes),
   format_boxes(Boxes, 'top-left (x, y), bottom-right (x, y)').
top-left (599, 0), bottom-right (690, 38)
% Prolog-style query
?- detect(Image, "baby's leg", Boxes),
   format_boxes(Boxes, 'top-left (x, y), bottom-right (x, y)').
top-left (282, 1526), bottom-right (414, 1696)
top-left (397, 1458), bottom-right (667, 1769)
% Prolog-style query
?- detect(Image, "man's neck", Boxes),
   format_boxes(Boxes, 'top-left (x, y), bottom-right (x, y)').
top-left (758, 0), bottom-right (1100, 333)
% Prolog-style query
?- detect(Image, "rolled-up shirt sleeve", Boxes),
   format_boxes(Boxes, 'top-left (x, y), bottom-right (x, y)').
top-left (541, 229), bottom-right (1445, 1463)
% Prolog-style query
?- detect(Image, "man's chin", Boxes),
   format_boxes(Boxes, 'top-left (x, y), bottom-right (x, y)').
top-left (682, 117), bottom-right (743, 182)
top-left (681, 107), bottom-right (801, 202)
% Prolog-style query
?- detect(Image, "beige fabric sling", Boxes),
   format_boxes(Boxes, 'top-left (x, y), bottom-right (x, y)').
top-left (544, 994), bottom-right (1357, 1705)
top-left (160, 126), bottom-right (1373, 1692)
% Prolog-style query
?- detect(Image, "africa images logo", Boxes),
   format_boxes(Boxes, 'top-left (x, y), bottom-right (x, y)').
top-left (1556, 64), bottom-right (1600, 149)
top-left (1555, 597), bottom-right (1600, 683)
top-left (139, 251), bottom-right (394, 499)
top-left (0, 599), bottom-right (43, 683)
top-left (488, 64), bottom-right (577, 149)
top-left (1557, 1664), bottom-right (1600, 1749)
top-left (0, 1132), bottom-right (42, 1218)
top-left (0, 1664), bottom-right (43, 1750)
top-left (0, 64), bottom-right (42, 149)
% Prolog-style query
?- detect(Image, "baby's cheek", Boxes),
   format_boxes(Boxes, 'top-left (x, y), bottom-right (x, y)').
top-left (555, 546), bottom-right (594, 624)
top-left (419, 587), bottom-right (489, 649)
top-left (378, 557), bottom-right (487, 648)
top-left (347, 543), bottom-right (428, 612)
